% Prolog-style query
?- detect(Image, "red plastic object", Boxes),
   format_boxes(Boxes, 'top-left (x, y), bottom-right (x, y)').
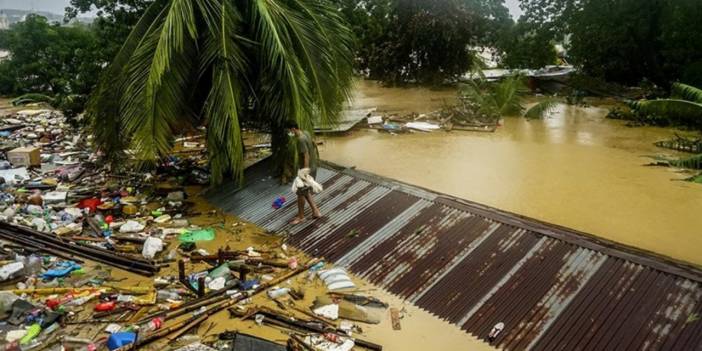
top-left (104, 215), bottom-right (114, 224)
top-left (45, 298), bottom-right (60, 310)
top-left (78, 198), bottom-right (102, 213)
top-left (94, 301), bottom-right (117, 312)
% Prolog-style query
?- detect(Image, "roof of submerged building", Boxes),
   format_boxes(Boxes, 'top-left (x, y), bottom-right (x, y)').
top-left (207, 160), bottom-right (702, 350)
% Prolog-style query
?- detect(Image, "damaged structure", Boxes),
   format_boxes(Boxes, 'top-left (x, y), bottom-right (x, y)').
top-left (209, 160), bottom-right (702, 350)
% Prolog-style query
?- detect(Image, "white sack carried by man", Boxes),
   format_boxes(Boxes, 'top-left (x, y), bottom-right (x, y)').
top-left (292, 168), bottom-right (323, 194)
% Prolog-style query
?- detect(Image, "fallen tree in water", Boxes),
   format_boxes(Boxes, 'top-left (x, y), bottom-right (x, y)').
top-left (632, 83), bottom-right (702, 182)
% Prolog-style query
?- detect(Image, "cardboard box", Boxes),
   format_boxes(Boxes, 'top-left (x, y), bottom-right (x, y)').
top-left (6, 147), bottom-right (41, 167)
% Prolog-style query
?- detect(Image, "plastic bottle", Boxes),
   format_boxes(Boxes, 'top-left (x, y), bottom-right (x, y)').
top-left (207, 264), bottom-right (231, 280)
top-left (24, 256), bottom-right (42, 276)
top-left (140, 317), bottom-right (163, 334)
top-left (94, 301), bottom-right (117, 312)
top-left (192, 306), bottom-right (207, 316)
top-left (156, 290), bottom-right (181, 301)
top-left (267, 287), bottom-right (290, 299)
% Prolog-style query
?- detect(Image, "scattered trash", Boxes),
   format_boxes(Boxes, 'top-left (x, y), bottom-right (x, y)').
top-left (119, 220), bottom-right (145, 233)
top-left (301, 334), bottom-right (355, 351)
top-left (313, 296), bottom-right (381, 324)
top-left (367, 115), bottom-right (383, 125)
top-left (267, 287), bottom-right (290, 299)
top-left (179, 228), bottom-right (216, 242)
top-left (142, 237), bottom-right (165, 259)
top-left (390, 307), bottom-right (402, 330)
top-left (107, 331), bottom-right (136, 351)
top-left (272, 196), bottom-right (286, 209)
top-left (313, 303), bottom-right (339, 320)
top-left (488, 322), bottom-right (505, 342)
top-left (0, 105), bottom-right (384, 351)
top-left (318, 268), bottom-right (355, 291)
top-left (405, 121), bottom-right (441, 132)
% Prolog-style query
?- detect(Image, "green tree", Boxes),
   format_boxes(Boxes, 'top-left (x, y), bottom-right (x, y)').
top-left (518, 0), bottom-right (702, 87)
top-left (498, 21), bottom-right (557, 69)
top-left (0, 15), bottom-right (102, 100)
top-left (66, 0), bottom-right (153, 63)
top-left (659, 0), bottom-right (702, 87)
top-left (333, 0), bottom-right (511, 85)
top-left (89, 0), bottom-right (354, 185)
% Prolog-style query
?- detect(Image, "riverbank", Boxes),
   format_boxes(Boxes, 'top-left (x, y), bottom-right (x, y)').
top-left (320, 80), bottom-right (702, 267)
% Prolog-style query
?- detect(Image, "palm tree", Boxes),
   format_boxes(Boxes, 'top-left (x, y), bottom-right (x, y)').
top-left (631, 83), bottom-right (702, 174)
top-left (460, 75), bottom-right (559, 120)
top-left (87, 0), bottom-right (354, 184)
top-left (629, 83), bottom-right (702, 130)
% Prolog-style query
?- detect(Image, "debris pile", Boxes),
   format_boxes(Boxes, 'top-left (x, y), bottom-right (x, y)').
top-left (364, 98), bottom-right (499, 134)
top-left (0, 108), bottom-right (386, 350)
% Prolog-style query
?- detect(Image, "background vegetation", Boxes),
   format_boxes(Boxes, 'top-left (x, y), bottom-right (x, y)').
top-left (0, 0), bottom-right (700, 182)
top-left (519, 0), bottom-right (702, 87)
top-left (0, 15), bottom-right (102, 115)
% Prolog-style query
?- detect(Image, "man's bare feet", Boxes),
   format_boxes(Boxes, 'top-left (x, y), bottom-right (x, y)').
top-left (313, 211), bottom-right (322, 219)
top-left (290, 217), bottom-right (305, 225)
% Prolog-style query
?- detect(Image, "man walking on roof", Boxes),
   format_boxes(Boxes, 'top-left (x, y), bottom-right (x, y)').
top-left (287, 122), bottom-right (322, 224)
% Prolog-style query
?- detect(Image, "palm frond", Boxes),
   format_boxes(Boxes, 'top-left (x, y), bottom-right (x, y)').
top-left (525, 98), bottom-right (559, 119)
top-left (89, 0), bottom-right (355, 184)
top-left (672, 83), bottom-right (702, 104)
top-left (252, 0), bottom-right (313, 130)
top-left (87, 0), bottom-right (169, 162)
top-left (204, 62), bottom-right (244, 184)
top-left (197, 0), bottom-right (247, 184)
top-left (121, 0), bottom-right (199, 163)
top-left (629, 99), bottom-right (702, 129)
top-left (494, 75), bottom-right (527, 116)
top-left (291, 0), bottom-right (354, 126)
top-left (670, 153), bottom-right (702, 170)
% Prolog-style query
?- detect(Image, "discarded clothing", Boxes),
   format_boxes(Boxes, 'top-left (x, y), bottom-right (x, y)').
top-left (42, 261), bottom-right (81, 279)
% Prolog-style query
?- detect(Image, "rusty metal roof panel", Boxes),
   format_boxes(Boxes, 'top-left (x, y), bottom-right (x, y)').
top-left (207, 160), bottom-right (702, 350)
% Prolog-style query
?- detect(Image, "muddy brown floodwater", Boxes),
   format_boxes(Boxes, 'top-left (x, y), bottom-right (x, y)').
top-left (320, 80), bottom-right (702, 267)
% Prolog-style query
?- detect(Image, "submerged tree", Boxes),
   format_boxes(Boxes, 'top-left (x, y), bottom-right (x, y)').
top-left (460, 75), bottom-right (558, 119)
top-left (88, 0), bottom-right (354, 184)
top-left (631, 83), bottom-right (702, 177)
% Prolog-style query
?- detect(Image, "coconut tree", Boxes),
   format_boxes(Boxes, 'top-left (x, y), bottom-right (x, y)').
top-left (460, 75), bottom-right (559, 119)
top-left (87, 0), bottom-right (354, 184)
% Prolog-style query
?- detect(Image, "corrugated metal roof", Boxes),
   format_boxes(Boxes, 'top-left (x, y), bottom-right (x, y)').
top-left (207, 160), bottom-right (702, 350)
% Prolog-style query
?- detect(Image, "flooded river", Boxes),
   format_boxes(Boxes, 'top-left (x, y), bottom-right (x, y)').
top-left (319, 81), bottom-right (702, 267)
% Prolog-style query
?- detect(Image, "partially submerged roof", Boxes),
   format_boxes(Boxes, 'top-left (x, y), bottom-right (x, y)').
top-left (314, 107), bottom-right (374, 133)
top-left (208, 160), bottom-right (702, 350)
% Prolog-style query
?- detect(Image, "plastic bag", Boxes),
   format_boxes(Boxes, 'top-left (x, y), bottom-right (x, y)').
top-left (178, 228), bottom-right (215, 242)
top-left (142, 237), bottom-right (164, 259)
